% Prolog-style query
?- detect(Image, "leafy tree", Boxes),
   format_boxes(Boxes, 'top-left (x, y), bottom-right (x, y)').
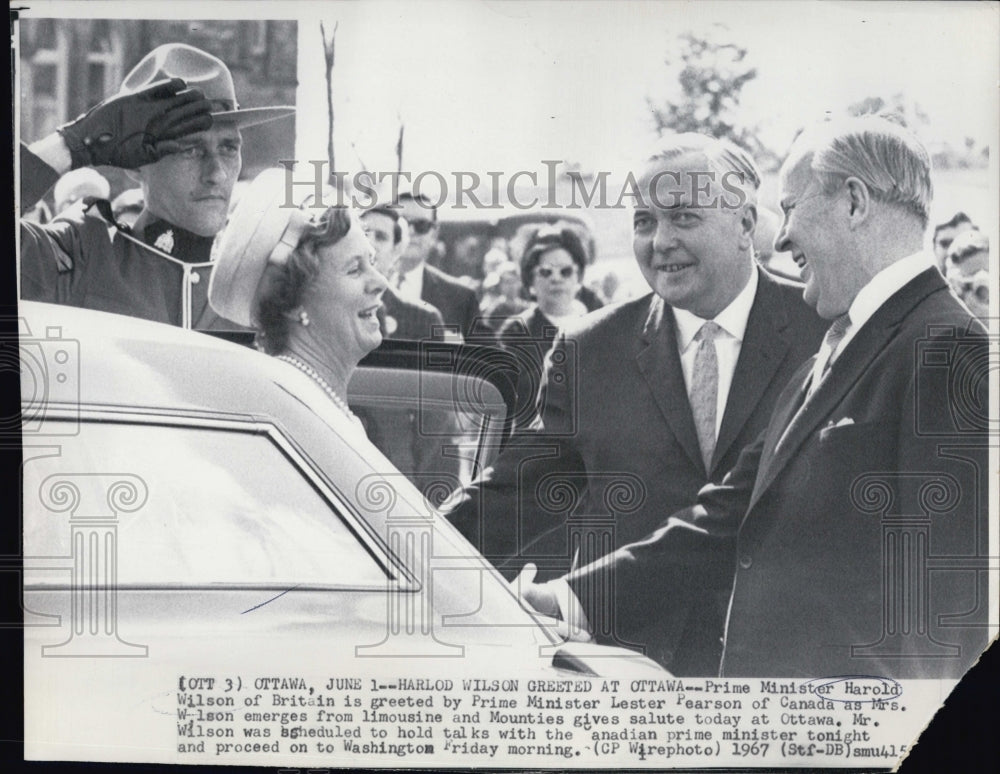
top-left (648, 25), bottom-right (777, 170)
top-left (847, 94), bottom-right (988, 170)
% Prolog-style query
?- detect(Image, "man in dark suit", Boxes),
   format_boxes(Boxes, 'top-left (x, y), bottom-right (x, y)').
top-left (521, 116), bottom-right (990, 679)
top-left (360, 205), bottom-right (445, 341)
top-left (394, 192), bottom-right (481, 341)
top-left (444, 134), bottom-right (827, 675)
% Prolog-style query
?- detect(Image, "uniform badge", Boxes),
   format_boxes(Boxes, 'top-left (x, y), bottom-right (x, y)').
top-left (153, 229), bottom-right (175, 254)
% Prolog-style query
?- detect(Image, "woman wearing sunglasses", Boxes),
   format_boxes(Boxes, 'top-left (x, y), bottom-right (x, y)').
top-left (496, 225), bottom-right (590, 430)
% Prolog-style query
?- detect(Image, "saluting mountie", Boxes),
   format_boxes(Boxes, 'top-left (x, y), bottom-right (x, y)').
top-left (19, 43), bottom-right (294, 331)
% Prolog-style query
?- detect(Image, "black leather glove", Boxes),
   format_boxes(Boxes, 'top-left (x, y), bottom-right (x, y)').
top-left (57, 78), bottom-right (213, 170)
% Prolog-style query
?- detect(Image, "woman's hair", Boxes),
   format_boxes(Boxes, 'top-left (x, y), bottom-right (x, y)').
top-left (255, 206), bottom-right (353, 354)
top-left (519, 225), bottom-right (588, 293)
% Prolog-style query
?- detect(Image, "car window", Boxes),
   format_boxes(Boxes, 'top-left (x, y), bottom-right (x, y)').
top-left (353, 402), bottom-right (470, 506)
top-left (23, 421), bottom-right (390, 587)
top-left (350, 348), bottom-right (516, 505)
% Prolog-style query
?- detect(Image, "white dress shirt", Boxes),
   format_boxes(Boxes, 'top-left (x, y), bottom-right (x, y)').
top-left (807, 251), bottom-right (933, 392)
top-left (526, 265), bottom-right (761, 637)
top-left (672, 266), bottom-right (759, 436)
top-left (393, 263), bottom-right (425, 302)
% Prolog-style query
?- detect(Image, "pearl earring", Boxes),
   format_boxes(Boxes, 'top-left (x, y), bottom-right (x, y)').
top-left (299, 309), bottom-right (310, 327)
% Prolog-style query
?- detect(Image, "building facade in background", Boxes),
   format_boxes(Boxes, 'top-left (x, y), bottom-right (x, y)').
top-left (18, 18), bottom-right (298, 199)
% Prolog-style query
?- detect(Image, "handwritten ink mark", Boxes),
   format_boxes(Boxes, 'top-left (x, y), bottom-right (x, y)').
top-left (242, 586), bottom-right (300, 614)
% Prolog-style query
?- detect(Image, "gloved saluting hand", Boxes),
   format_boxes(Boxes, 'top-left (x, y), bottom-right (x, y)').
top-left (58, 77), bottom-right (213, 170)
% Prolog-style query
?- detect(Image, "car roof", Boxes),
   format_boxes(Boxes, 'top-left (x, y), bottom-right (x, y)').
top-left (20, 301), bottom-right (302, 418)
top-left (20, 301), bottom-right (518, 449)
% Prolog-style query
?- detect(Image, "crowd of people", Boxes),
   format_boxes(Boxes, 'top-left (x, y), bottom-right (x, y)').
top-left (18, 42), bottom-right (991, 679)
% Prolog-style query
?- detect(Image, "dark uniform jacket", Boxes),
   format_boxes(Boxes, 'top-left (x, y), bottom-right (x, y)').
top-left (378, 287), bottom-right (444, 342)
top-left (19, 144), bottom-right (243, 334)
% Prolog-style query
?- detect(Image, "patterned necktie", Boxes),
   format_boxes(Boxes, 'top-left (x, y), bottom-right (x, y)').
top-left (690, 321), bottom-right (722, 473)
top-left (821, 313), bottom-right (852, 376)
top-left (806, 313), bottom-right (852, 400)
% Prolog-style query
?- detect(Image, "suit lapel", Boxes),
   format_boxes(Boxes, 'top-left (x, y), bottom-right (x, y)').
top-left (635, 296), bottom-right (704, 473)
top-left (712, 269), bottom-right (793, 472)
top-left (529, 308), bottom-right (558, 341)
top-left (748, 268), bottom-right (945, 508)
top-left (420, 265), bottom-right (434, 303)
top-left (747, 360), bottom-right (814, 507)
top-left (379, 289), bottom-right (399, 336)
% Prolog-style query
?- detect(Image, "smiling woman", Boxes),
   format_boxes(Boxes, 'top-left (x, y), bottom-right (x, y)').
top-left (209, 169), bottom-right (388, 431)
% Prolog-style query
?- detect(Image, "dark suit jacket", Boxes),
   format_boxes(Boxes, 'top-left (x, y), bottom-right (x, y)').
top-left (444, 266), bottom-right (827, 673)
top-left (577, 284), bottom-right (604, 312)
top-left (378, 287), bottom-right (444, 341)
top-left (568, 268), bottom-right (989, 678)
top-left (496, 306), bottom-right (561, 431)
top-left (420, 263), bottom-right (482, 340)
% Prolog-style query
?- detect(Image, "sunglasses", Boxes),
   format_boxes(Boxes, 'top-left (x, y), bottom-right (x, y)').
top-left (536, 266), bottom-right (577, 279)
top-left (408, 219), bottom-right (435, 235)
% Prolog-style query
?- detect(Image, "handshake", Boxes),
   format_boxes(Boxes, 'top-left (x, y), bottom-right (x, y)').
top-left (509, 563), bottom-right (592, 642)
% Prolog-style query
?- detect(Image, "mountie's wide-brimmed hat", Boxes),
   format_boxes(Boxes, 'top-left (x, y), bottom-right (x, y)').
top-left (119, 43), bottom-right (295, 128)
top-left (209, 169), bottom-right (316, 327)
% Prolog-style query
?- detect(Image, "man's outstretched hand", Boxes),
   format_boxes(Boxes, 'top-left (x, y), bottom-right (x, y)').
top-left (58, 78), bottom-right (213, 170)
top-left (511, 563), bottom-right (560, 617)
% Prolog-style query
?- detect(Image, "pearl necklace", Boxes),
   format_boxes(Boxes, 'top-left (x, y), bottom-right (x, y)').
top-left (276, 354), bottom-right (358, 420)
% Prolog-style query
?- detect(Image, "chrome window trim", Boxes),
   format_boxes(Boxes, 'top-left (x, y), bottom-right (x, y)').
top-left (22, 405), bottom-right (421, 592)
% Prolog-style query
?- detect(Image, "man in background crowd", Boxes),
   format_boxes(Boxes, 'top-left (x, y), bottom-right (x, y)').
top-left (444, 133), bottom-right (826, 675)
top-left (945, 228), bottom-right (990, 319)
top-left (19, 42), bottom-right (292, 332)
top-left (932, 211), bottom-right (977, 274)
top-left (394, 191), bottom-right (481, 340)
top-left (361, 205), bottom-right (445, 341)
top-left (480, 261), bottom-right (529, 332)
top-left (358, 203), bottom-right (461, 501)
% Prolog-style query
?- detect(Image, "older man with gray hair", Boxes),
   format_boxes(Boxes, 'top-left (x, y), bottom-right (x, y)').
top-left (444, 132), bottom-right (826, 675)
top-left (520, 115), bottom-right (990, 679)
